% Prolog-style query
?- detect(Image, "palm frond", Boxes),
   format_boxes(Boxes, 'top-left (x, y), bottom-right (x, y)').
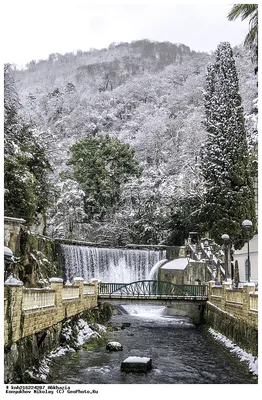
top-left (227, 4), bottom-right (258, 21)
top-left (244, 26), bottom-right (258, 47)
top-left (228, 4), bottom-right (258, 51)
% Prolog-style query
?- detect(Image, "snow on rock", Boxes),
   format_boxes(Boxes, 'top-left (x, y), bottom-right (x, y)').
top-left (75, 319), bottom-right (101, 347)
top-left (25, 358), bottom-right (50, 382)
top-left (124, 356), bottom-right (151, 363)
top-left (26, 319), bottom-right (108, 381)
top-left (121, 356), bottom-right (152, 372)
top-left (61, 318), bottom-right (106, 349)
top-left (61, 325), bottom-right (73, 341)
top-left (49, 277), bottom-right (63, 283)
top-left (208, 328), bottom-right (258, 376)
top-left (90, 322), bottom-right (107, 335)
top-left (106, 341), bottom-right (123, 351)
top-left (25, 346), bottom-right (76, 382)
top-left (243, 282), bottom-right (255, 287)
top-left (49, 345), bottom-right (75, 358)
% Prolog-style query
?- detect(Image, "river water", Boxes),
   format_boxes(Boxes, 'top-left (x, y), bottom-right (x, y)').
top-left (48, 305), bottom-right (257, 385)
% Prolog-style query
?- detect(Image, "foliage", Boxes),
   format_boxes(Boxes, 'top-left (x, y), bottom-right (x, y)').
top-left (9, 40), bottom-right (258, 245)
top-left (228, 4), bottom-right (258, 71)
top-left (47, 179), bottom-right (88, 239)
top-left (199, 42), bottom-right (256, 249)
top-left (118, 173), bottom-right (172, 244)
top-left (4, 64), bottom-right (51, 224)
top-left (68, 134), bottom-right (141, 220)
top-left (167, 194), bottom-right (204, 246)
top-left (227, 4), bottom-right (258, 47)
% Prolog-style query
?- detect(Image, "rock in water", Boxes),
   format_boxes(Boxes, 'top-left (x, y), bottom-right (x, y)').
top-left (121, 322), bottom-right (131, 329)
top-left (106, 341), bottom-right (123, 351)
top-left (121, 356), bottom-right (152, 372)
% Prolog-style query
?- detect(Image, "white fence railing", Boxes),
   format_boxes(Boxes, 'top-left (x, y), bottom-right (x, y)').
top-left (62, 286), bottom-right (80, 300)
top-left (20, 283), bottom-right (96, 308)
top-left (83, 284), bottom-right (95, 295)
top-left (22, 288), bottom-right (55, 310)
top-left (249, 293), bottom-right (258, 311)
top-left (208, 282), bottom-right (258, 326)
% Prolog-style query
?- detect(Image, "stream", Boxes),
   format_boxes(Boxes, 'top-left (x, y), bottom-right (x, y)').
top-left (48, 305), bottom-right (257, 384)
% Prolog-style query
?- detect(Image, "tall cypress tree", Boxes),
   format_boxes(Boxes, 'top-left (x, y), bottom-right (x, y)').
top-left (200, 42), bottom-right (256, 249)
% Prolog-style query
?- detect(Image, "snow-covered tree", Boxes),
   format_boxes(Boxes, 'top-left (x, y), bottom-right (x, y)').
top-left (68, 134), bottom-right (141, 220)
top-left (4, 65), bottom-right (51, 225)
top-left (46, 179), bottom-right (88, 239)
top-left (119, 170), bottom-right (172, 244)
top-left (200, 42), bottom-right (256, 249)
top-left (9, 40), bottom-right (257, 244)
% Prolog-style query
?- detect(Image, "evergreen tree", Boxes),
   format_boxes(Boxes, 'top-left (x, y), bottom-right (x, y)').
top-left (200, 42), bottom-right (256, 249)
top-left (167, 195), bottom-right (203, 246)
top-left (4, 64), bottom-right (51, 225)
top-left (68, 134), bottom-right (141, 220)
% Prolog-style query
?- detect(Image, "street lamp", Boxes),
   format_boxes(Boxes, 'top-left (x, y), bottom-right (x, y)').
top-left (221, 234), bottom-right (230, 281)
top-left (242, 219), bottom-right (253, 282)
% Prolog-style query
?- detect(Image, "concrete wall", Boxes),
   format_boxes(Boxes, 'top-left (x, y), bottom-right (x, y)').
top-left (186, 261), bottom-right (211, 284)
top-left (165, 301), bottom-right (206, 325)
top-left (159, 268), bottom-right (184, 284)
top-left (101, 298), bottom-right (206, 325)
top-left (4, 278), bottom-right (98, 346)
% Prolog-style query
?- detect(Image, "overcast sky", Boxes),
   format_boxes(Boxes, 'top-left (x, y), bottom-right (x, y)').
top-left (2, 1), bottom-right (250, 67)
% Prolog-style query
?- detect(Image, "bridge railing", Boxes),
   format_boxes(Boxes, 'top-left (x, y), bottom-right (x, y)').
top-left (99, 283), bottom-right (127, 294)
top-left (99, 280), bottom-right (207, 297)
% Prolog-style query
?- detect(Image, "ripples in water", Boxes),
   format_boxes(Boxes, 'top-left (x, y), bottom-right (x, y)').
top-left (48, 305), bottom-right (257, 385)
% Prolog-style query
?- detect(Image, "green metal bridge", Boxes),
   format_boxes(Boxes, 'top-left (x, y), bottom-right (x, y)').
top-left (98, 280), bottom-right (207, 300)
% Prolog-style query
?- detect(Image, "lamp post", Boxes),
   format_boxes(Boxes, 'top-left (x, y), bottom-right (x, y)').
top-left (242, 219), bottom-right (252, 283)
top-left (221, 234), bottom-right (230, 281)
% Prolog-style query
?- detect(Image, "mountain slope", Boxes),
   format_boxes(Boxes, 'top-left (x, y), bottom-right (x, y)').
top-left (10, 40), bottom-right (257, 245)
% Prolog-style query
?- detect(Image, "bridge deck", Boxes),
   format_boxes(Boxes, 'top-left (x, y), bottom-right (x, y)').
top-left (98, 280), bottom-right (207, 301)
top-left (98, 294), bottom-right (207, 301)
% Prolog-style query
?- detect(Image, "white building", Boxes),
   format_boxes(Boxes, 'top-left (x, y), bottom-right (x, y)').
top-left (233, 234), bottom-right (258, 285)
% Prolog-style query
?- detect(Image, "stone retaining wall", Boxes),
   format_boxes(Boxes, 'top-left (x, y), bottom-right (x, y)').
top-left (4, 321), bottom-right (64, 383)
top-left (205, 281), bottom-right (258, 355)
top-left (4, 278), bottom-right (98, 346)
top-left (4, 301), bottom-right (115, 383)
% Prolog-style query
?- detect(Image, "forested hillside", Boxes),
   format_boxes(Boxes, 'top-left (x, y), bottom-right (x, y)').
top-left (5, 39), bottom-right (257, 247)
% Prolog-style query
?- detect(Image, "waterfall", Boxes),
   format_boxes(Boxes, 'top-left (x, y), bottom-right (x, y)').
top-left (60, 244), bottom-right (167, 283)
top-left (120, 304), bottom-right (167, 319)
top-left (148, 259), bottom-right (168, 280)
